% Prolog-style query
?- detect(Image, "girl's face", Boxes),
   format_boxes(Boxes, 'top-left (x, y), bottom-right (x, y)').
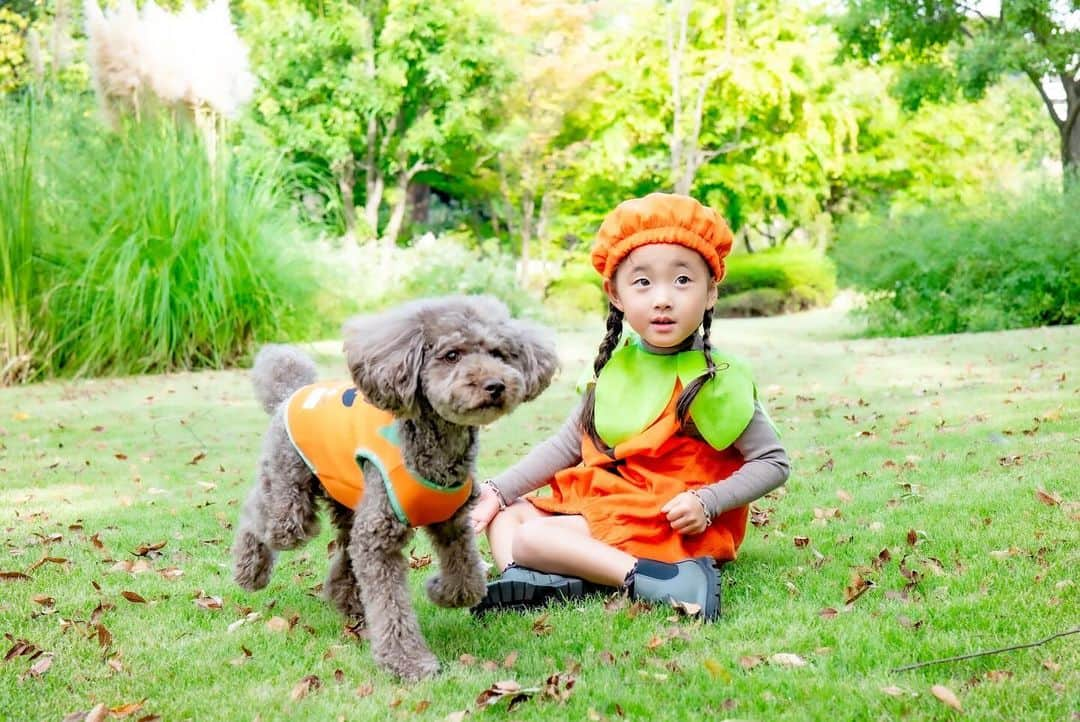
top-left (603, 243), bottom-right (717, 349)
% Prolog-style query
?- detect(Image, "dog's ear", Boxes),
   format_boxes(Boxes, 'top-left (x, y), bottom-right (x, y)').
top-left (510, 320), bottom-right (559, 402)
top-left (342, 306), bottom-right (426, 418)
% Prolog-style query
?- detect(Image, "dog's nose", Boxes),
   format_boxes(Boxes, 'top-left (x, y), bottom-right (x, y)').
top-left (483, 379), bottom-right (505, 400)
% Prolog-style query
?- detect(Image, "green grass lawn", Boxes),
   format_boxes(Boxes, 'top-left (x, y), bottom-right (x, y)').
top-left (1, 308), bottom-right (1077, 721)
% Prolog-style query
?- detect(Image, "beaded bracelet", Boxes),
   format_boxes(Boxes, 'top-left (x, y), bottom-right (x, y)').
top-left (481, 479), bottom-right (508, 511)
top-left (688, 489), bottom-right (713, 528)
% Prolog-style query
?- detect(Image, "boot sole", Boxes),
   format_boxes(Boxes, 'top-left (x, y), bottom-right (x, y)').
top-left (472, 576), bottom-right (588, 615)
top-left (695, 557), bottom-right (723, 622)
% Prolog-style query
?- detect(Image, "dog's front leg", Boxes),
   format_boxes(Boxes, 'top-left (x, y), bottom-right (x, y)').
top-left (424, 501), bottom-right (488, 609)
top-left (350, 464), bottom-right (439, 681)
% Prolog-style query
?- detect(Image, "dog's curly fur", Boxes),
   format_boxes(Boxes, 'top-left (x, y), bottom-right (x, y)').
top-left (232, 296), bottom-right (558, 680)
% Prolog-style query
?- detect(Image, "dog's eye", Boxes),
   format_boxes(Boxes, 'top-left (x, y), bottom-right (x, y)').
top-left (491, 350), bottom-right (507, 361)
top-left (442, 350), bottom-right (461, 363)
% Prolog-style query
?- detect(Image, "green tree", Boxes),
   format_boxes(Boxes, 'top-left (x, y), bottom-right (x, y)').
top-left (484, 0), bottom-right (605, 277)
top-left (837, 0), bottom-right (1080, 181)
top-left (240, 0), bottom-right (511, 247)
top-left (574, 0), bottom-right (860, 247)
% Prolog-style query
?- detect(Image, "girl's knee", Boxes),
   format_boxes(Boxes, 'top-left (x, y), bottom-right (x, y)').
top-left (510, 518), bottom-right (553, 565)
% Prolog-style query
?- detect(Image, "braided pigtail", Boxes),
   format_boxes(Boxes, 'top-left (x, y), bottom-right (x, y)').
top-left (676, 309), bottom-right (725, 425)
top-left (580, 304), bottom-right (624, 455)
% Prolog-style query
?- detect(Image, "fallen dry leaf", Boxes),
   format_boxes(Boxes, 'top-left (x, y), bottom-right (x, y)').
top-left (532, 613), bottom-right (553, 636)
top-left (930, 684), bottom-right (962, 712)
top-left (291, 675), bottom-right (321, 701)
top-left (120, 591), bottom-right (146, 604)
top-left (502, 651), bottom-right (518, 668)
top-left (476, 680), bottom-right (524, 708)
top-left (739, 655), bottom-right (765, 670)
top-left (819, 607), bottom-right (839, 619)
top-left (793, 536), bottom-right (810, 548)
top-left (20, 654), bottom-right (53, 680)
top-left (229, 647), bottom-right (253, 666)
top-left (1035, 488), bottom-right (1062, 507)
top-left (444, 711), bottom-right (468, 722)
top-left (97, 624), bottom-right (112, 648)
top-left (985, 670), bottom-right (1013, 683)
top-left (669, 599), bottom-right (702, 617)
top-left (769, 653), bottom-right (807, 668)
top-left (408, 549), bottom-right (432, 569)
top-left (355, 683), bottom-right (374, 697)
top-left (108, 700), bottom-right (145, 718)
top-left (0, 571), bottom-right (31, 581)
top-left (194, 594), bottom-right (223, 611)
top-left (266, 616), bottom-right (290, 632)
top-left (881, 685), bottom-right (906, 697)
top-left (84, 703), bottom-right (108, 722)
top-left (844, 574), bottom-right (874, 605)
top-left (132, 541), bottom-right (167, 557)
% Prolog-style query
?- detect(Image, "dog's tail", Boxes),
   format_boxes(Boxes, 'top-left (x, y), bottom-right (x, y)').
top-left (251, 345), bottom-right (318, 415)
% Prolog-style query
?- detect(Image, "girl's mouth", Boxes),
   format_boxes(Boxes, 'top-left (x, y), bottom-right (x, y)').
top-left (650, 318), bottom-right (676, 330)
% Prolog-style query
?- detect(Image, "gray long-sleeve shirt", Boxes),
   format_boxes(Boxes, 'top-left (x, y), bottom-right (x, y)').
top-left (489, 340), bottom-right (790, 518)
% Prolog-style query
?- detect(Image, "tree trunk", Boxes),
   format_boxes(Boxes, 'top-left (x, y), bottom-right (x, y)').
top-left (489, 198), bottom-right (502, 236)
top-left (381, 161), bottom-right (429, 248)
top-left (666, 0), bottom-right (690, 189)
top-left (383, 176), bottom-right (410, 249)
top-left (409, 183), bottom-right (431, 223)
top-left (333, 156), bottom-right (358, 245)
top-left (518, 190), bottom-right (535, 283)
top-left (363, 115), bottom-right (385, 237)
top-left (1062, 85), bottom-right (1079, 188)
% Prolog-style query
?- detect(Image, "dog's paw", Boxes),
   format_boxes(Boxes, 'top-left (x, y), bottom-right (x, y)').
top-left (425, 573), bottom-right (486, 609)
top-left (232, 532), bottom-right (275, 591)
top-left (384, 652), bottom-right (440, 681)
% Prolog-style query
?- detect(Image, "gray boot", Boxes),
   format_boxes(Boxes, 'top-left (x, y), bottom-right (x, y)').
top-left (472, 564), bottom-right (596, 615)
top-left (628, 557), bottom-right (722, 621)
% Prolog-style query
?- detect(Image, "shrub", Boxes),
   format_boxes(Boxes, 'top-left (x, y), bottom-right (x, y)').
top-left (832, 184), bottom-right (1080, 337)
top-left (1, 95), bottom-right (321, 381)
top-left (543, 256), bottom-right (606, 317)
top-left (0, 97), bottom-right (38, 384)
top-left (716, 246), bottom-right (837, 316)
top-left (353, 232), bottom-right (543, 319)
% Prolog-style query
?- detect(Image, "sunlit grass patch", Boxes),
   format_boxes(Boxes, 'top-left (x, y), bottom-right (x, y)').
top-left (1, 312), bottom-right (1076, 720)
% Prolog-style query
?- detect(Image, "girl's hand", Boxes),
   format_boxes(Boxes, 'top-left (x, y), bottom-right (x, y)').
top-left (470, 484), bottom-right (503, 534)
top-left (661, 491), bottom-right (709, 535)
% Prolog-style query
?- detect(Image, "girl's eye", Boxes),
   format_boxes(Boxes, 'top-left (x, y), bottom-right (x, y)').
top-left (631, 278), bottom-right (650, 287)
top-left (675, 275), bottom-right (692, 286)
top-left (443, 350), bottom-right (461, 363)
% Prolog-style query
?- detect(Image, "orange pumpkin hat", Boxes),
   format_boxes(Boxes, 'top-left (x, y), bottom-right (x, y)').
top-left (591, 193), bottom-right (734, 281)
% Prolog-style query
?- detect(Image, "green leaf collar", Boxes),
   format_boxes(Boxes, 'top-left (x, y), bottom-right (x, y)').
top-left (593, 339), bottom-right (756, 450)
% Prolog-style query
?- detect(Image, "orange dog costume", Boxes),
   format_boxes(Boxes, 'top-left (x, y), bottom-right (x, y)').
top-left (284, 381), bottom-right (472, 527)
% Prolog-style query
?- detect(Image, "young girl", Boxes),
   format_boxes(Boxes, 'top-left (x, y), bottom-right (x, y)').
top-left (470, 193), bottom-right (790, 621)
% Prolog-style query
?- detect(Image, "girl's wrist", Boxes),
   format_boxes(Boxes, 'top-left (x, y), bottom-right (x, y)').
top-left (481, 479), bottom-right (508, 511)
top-left (688, 489), bottom-right (712, 527)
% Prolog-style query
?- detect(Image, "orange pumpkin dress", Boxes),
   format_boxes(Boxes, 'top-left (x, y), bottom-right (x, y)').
top-left (529, 388), bottom-right (749, 563)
